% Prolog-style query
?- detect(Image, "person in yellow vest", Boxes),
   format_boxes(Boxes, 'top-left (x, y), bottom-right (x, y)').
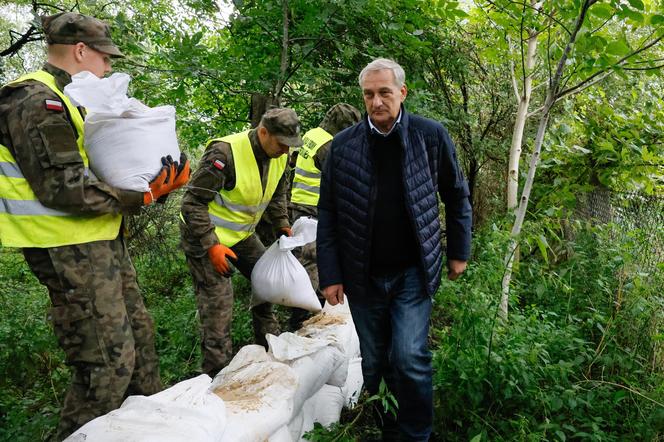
top-left (0, 12), bottom-right (190, 440)
top-left (288, 103), bottom-right (361, 330)
top-left (180, 108), bottom-right (303, 377)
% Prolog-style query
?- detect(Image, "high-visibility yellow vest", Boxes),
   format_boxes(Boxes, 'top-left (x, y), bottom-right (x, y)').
top-left (0, 70), bottom-right (122, 248)
top-left (207, 131), bottom-right (287, 247)
top-left (290, 127), bottom-right (333, 207)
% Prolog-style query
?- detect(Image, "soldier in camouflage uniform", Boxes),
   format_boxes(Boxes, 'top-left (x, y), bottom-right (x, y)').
top-left (180, 108), bottom-right (303, 378)
top-left (0, 13), bottom-right (189, 440)
top-left (287, 104), bottom-right (361, 330)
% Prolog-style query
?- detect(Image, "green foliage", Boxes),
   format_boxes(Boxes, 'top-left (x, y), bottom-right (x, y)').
top-left (0, 250), bottom-right (64, 442)
top-left (541, 74), bottom-right (664, 196)
top-left (431, 221), bottom-right (663, 441)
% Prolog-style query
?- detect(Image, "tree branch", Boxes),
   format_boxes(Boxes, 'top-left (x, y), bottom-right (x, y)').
top-left (557, 33), bottom-right (664, 100)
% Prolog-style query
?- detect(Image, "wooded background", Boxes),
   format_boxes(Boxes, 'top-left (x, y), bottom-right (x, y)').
top-left (1, 1), bottom-right (662, 440)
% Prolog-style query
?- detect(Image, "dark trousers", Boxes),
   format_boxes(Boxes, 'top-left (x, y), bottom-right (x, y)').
top-left (23, 237), bottom-right (162, 441)
top-left (349, 265), bottom-right (433, 441)
top-left (185, 233), bottom-right (280, 378)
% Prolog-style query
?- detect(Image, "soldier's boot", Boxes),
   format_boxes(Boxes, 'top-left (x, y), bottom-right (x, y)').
top-left (251, 302), bottom-right (280, 348)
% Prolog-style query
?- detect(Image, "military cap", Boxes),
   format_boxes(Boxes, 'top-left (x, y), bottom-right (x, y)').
top-left (41, 12), bottom-right (124, 57)
top-left (319, 103), bottom-right (362, 136)
top-left (261, 108), bottom-right (304, 147)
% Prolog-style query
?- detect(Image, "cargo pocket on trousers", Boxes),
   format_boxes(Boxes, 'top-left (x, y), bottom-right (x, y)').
top-left (49, 302), bottom-right (108, 365)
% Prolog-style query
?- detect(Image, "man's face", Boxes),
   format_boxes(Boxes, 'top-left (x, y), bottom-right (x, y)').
top-left (78, 44), bottom-right (112, 78)
top-left (361, 69), bottom-right (407, 133)
top-left (258, 127), bottom-right (290, 158)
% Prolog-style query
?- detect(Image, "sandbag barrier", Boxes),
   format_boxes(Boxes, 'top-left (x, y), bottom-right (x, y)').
top-left (66, 301), bottom-right (363, 442)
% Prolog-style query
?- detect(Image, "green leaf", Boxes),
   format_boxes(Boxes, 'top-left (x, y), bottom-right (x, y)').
top-left (590, 4), bottom-right (614, 20)
top-left (536, 235), bottom-right (550, 264)
top-left (650, 14), bottom-right (664, 25)
top-left (613, 390), bottom-right (628, 403)
top-left (606, 40), bottom-right (630, 56)
top-left (620, 8), bottom-right (645, 23)
top-left (627, 0), bottom-right (644, 10)
top-left (470, 435), bottom-right (482, 442)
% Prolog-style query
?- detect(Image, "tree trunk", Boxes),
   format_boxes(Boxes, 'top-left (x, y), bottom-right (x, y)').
top-left (250, 93), bottom-right (280, 127)
top-left (507, 28), bottom-right (538, 211)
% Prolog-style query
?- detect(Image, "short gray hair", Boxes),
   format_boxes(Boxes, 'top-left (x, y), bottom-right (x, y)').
top-left (358, 58), bottom-right (406, 88)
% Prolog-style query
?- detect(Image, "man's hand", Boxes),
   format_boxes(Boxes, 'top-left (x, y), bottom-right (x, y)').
top-left (322, 284), bottom-right (344, 306)
top-left (208, 243), bottom-right (238, 277)
top-left (447, 259), bottom-right (467, 280)
top-left (143, 153), bottom-right (191, 205)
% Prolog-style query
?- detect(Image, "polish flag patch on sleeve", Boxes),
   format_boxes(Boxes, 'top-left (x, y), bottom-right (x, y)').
top-left (213, 159), bottom-right (225, 170)
top-left (44, 100), bottom-right (64, 111)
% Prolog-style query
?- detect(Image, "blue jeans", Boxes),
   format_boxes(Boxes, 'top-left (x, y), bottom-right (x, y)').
top-left (349, 266), bottom-right (433, 441)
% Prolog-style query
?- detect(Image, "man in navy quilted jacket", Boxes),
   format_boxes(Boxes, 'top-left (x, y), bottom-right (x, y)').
top-left (317, 58), bottom-right (472, 441)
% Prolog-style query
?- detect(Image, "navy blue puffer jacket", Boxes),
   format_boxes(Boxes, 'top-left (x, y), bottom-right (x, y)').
top-left (316, 108), bottom-right (472, 298)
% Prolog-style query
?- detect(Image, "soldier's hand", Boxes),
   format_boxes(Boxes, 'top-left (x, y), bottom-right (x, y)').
top-left (143, 154), bottom-right (190, 205)
top-left (278, 226), bottom-right (292, 237)
top-left (208, 243), bottom-right (237, 277)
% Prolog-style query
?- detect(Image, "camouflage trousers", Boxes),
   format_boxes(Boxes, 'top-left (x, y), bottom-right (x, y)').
top-left (22, 236), bottom-right (162, 441)
top-left (185, 233), bottom-right (280, 378)
top-left (288, 207), bottom-right (325, 331)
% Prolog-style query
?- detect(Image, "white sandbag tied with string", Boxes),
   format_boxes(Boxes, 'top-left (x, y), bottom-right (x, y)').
top-left (251, 217), bottom-right (321, 312)
top-left (64, 71), bottom-right (180, 191)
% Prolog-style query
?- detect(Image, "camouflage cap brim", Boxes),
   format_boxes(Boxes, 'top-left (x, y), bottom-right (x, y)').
top-left (90, 42), bottom-right (124, 58)
top-left (276, 133), bottom-right (304, 147)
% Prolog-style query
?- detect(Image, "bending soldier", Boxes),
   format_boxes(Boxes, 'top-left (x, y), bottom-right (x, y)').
top-left (180, 108), bottom-right (303, 377)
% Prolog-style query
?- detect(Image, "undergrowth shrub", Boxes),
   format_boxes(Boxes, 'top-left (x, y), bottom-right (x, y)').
top-left (432, 221), bottom-right (663, 441)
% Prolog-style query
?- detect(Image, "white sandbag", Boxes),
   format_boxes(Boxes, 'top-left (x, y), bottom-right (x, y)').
top-left (212, 345), bottom-right (299, 442)
top-left (287, 346), bottom-right (345, 413)
top-left (327, 356), bottom-right (349, 388)
top-left (287, 408), bottom-right (305, 442)
top-left (267, 332), bottom-right (330, 361)
top-left (310, 384), bottom-right (345, 427)
top-left (296, 302), bottom-right (360, 359)
top-left (343, 357), bottom-right (364, 408)
top-left (251, 217), bottom-right (321, 312)
top-left (65, 374), bottom-right (225, 442)
top-left (268, 426), bottom-right (293, 442)
top-left (64, 71), bottom-right (180, 192)
top-left (293, 396), bottom-right (316, 441)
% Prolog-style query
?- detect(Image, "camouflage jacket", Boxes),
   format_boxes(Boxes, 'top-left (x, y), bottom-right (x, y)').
top-left (180, 129), bottom-right (290, 257)
top-left (0, 63), bottom-right (143, 216)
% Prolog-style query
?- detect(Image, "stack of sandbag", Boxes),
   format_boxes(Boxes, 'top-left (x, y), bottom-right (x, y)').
top-left (64, 374), bottom-right (226, 442)
top-left (297, 301), bottom-right (364, 409)
top-left (265, 333), bottom-right (346, 440)
top-left (64, 71), bottom-right (180, 191)
top-left (211, 345), bottom-right (299, 442)
top-left (251, 217), bottom-right (321, 312)
top-left (64, 302), bottom-right (363, 442)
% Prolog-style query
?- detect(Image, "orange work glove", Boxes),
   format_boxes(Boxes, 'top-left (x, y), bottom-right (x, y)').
top-left (208, 243), bottom-right (238, 277)
top-left (144, 153), bottom-right (191, 205)
top-left (278, 226), bottom-right (292, 237)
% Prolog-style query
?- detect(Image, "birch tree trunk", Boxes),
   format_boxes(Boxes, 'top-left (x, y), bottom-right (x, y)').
top-left (507, 29), bottom-right (539, 211)
top-left (499, 0), bottom-right (596, 319)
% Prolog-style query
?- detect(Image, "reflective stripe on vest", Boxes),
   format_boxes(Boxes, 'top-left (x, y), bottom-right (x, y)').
top-left (291, 127), bottom-right (332, 206)
top-left (207, 131), bottom-right (287, 247)
top-left (0, 70), bottom-right (122, 248)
